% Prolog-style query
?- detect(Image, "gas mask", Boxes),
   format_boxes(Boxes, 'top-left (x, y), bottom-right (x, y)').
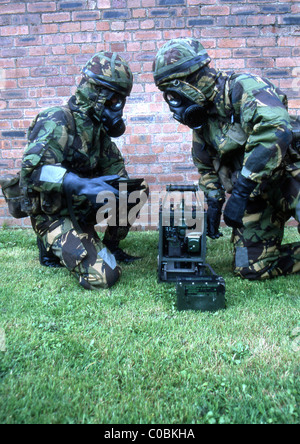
top-left (93, 89), bottom-right (127, 138)
top-left (163, 79), bottom-right (209, 130)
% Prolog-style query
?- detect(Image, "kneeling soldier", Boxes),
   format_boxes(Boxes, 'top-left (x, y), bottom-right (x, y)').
top-left (153, 38), bottom-right (300, 280)
top-left (20, 52), bottom-right (148, 290)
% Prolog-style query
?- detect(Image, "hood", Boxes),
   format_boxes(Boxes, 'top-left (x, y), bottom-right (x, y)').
top-left (187, 68), bottom-right (234, 119)
top-left (67, 80), bottom-right (108, 156)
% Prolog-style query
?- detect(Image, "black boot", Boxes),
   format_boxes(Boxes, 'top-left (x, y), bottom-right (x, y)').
top-left (103, 240), bottom-right (142, 264)
top-left (37, 237), bottom-right (63, 268)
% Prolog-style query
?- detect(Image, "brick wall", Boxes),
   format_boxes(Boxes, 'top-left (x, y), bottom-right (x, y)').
top-left (0, 0), bottom-right (299, 227)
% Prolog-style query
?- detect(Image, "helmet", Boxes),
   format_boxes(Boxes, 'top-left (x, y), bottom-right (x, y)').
top-left (82, 52), bottom-right (133, 97)
top-left (153, 38), bottom-right (211, 87)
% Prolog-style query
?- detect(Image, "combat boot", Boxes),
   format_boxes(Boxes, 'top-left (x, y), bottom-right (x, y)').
top-left (37, 237), bottom-right (63, 268)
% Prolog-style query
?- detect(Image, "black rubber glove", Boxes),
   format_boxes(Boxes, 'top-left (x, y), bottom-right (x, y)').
top-left (223, 175), bottom-right (256, 229)
top-left (63, 172), bottom-right (120, 205)
top-left (207, 197), bottom-right (225, 239)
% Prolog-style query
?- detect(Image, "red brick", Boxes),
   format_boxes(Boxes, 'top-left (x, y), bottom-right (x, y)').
top-left (218, 39), bottom-right (246, 48)
top-left (129, 135), bottom-right (152, 145)
top-left (276, 57), bottom-right (300, 68)
top-left (0, 120), bottom-right (10, 128)
top-left (12, 120), bottom-right (33, 129)
top-left (72, 11), bottom-right (100, 21)
top-left (42, 13), bottom-right (71, 23)
top-left (16, 57), bottom-right (44, 68)
top-left (133, 9), bottom-right (147, 18)
top-left (5, 68), bottom-right (30, 79)
top-left (159, 174), bottom-right (185, 183)
top-left (60, 22), bottom-right (81, 33)
top-left (97, 0), bottom-right (111, 7)
top-left (0, 141), bottom-right (11, 150)
top-left (247, 15), bottom-right (276, 26)
top-left (1, 149), bottom-right (24, 159)
top-left (1, 26), bottom-right (29, 36)
top-left (103, 31), bottom-right (131, 42)
top-left (140, 20), bottom-right (155, 29)
top-left (130, 155), bottom-right (157, 164)
top-left (246, 58), bottom-right (275, 69)
top-left (30, 24), bottom-right (59, 34)
top-left (81, 21), bottom-right (96, 32)
top-left (142, 0), bottom-right (155, 6)
top-left (27, 2), bottom-right (57, 13)
top-left (43, 34), bottom-right (72, 45)
top-left (201, 5), bottom-right (230, 16)
top-left (10, 100), bottom-right (37, 109)
top-left (134, 31), bottom-right (162, 41)
top-left (247, 37), bottom-right (276, 47)
top-left (0, 3), bottom-right (26, 14)
top-left (96, 21), bottom-right (110, 31)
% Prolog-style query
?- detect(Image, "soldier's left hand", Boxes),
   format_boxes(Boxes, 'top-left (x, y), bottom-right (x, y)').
top-left (223, 176), bottom-right (256, 229)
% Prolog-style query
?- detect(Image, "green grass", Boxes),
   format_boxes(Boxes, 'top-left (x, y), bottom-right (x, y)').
top-left (0, 227), bottom-right (299, 424)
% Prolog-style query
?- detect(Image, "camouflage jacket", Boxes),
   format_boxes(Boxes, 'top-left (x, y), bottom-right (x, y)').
top-left (192, 72), bottom-right (298, 200)
top-left (20, 87), bottom-right (127, 235)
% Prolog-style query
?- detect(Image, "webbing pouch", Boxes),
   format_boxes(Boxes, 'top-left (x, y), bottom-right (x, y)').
top-left (0, 172), bottom-right (28, 219)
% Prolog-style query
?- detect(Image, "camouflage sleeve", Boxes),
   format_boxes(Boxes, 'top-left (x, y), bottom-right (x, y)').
top-left (98, 131), bottom-right (128, 178)
top-left (21, 107), bottom-right (69, 193)
top-left (192, 130), bottom-right (225, 200)
top-left (231, 74), bottom-right (293, 183)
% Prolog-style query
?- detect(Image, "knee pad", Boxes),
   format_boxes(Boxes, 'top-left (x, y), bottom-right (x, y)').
top-left (78, 264), bottom-right (122, 290)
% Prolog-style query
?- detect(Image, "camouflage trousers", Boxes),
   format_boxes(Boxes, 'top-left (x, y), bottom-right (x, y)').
top-left (35, 180), bottom-right (149, 290)
top-left (42, 218), bottom-right (121, 290)
top-left (233, 174), bottom-right (300, 280)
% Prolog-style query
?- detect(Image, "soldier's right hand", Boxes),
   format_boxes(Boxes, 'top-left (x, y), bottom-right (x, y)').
top-left (223, 176), bottom-right (256, 229)
top-left (63, 172), bottom-right (120, 205)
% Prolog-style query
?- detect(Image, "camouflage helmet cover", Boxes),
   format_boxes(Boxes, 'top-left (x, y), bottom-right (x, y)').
top-left (82, 52), bottom-right (133, 96)
top-left (153, 38), bottom-right (211, 87)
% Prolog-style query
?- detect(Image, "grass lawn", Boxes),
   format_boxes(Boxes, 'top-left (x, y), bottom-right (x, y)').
top-left (0, 226), bottom-right (299, 424)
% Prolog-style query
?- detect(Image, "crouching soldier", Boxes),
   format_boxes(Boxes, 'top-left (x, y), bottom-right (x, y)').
top-left (153, 37), bottom-right (300, 280)
top-left (20, 52), bottom-right (149, 290)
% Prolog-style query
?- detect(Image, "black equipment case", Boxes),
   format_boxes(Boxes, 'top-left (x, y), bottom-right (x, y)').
top-left (158, 184), bottom-right (226, 312)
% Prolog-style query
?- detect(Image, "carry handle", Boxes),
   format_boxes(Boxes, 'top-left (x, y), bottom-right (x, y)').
top-left (166, 184), bottom-right (199, 193)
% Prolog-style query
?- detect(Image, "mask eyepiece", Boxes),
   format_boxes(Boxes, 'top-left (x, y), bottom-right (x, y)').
top-left (164, 91), bottom-right (182, 108)
top-left (163, 87), bottom-right (207, 130)
top-left (105, 94), bottom-right (126, 111)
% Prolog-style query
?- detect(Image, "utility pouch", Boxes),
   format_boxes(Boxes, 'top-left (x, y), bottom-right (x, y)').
top-left (0, 172), bottom-right (28, 219)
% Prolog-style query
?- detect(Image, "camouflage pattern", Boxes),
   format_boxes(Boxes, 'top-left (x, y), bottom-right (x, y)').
top-left (43, 218), bottom-right (121, 289)
top-left (20, 100), bottom-right (128, 236)
top-left (82, 52), bottom-right (133, 96)
top-left (155, 38), bottom-right (300, 280)
top-left (153, 38), bottom-right (211, 87)
top-left (192, 73), bottom-right (300, 280)
top-left (192, 72), bottom-right (295, 199)
top-left (233, 173), bottom-right (300, 279)
top-left (193, 74), bottom-right (300, 279)
top-left (162, 79), bottom-right (207, 106)
top-left (20, 52), bottom-right (146, 289)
